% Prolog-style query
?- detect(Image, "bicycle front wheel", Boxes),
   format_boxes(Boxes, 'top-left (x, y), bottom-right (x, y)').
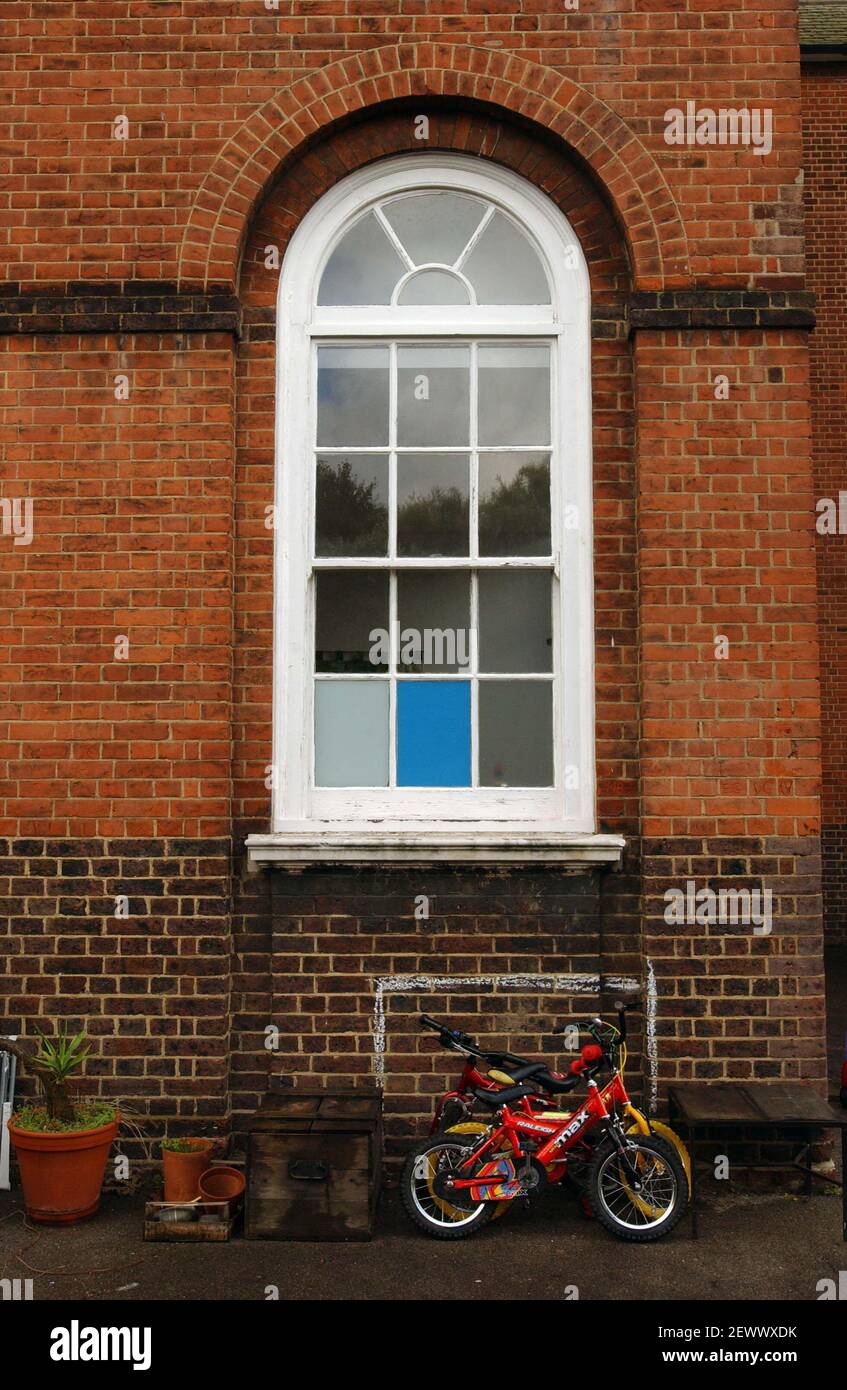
top-left (588, 1133), bottom-right (687, 1242)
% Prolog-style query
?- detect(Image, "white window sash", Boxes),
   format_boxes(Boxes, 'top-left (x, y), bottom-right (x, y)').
top-left (272, 155), bottom-right (595, 837)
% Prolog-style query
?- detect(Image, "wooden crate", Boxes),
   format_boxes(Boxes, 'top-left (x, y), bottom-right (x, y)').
top-left (246, 1088), bottom-right (382, 1241)
top-left (143, 1198), bottom-right (240, 1242)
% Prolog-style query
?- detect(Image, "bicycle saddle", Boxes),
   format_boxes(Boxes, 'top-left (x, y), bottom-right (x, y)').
top-left (473, 1084), bottom-right (535, 1107)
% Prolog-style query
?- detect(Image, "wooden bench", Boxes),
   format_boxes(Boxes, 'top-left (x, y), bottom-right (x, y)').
top-left (667, 1082), bottom-right (847, 1240)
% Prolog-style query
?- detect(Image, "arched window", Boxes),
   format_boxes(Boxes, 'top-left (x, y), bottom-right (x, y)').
top-left (255, 155), bottom-right (610, 864)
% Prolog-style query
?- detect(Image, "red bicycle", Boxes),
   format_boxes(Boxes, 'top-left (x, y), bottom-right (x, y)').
top-left (402, 1009), bottom-right (688, 1242)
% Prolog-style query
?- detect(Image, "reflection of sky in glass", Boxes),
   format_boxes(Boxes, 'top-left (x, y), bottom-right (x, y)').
top-left (316, 196), bottom-right (551, 307)
top-left (398, 346), bottom-right (470, 447)
top-left (478, 346), bottom-right (550, 447)
top-left (463, 212), bottom-right (551, 305)
top-left (318, 212), bottom-right (405, 305)
top-left (317, 346), bottom-right (390, 447)
top-left (382, 192), bottom-right (486, 266)
top-left (398, 270), bottom-right (470, 305)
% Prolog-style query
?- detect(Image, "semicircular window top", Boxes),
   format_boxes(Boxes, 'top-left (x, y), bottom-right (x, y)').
top-left (317, 191), bottom-right (552, 307)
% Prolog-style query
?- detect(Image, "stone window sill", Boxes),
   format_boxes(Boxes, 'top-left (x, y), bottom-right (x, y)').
top-left (245, 830), bottom-right (626, 870)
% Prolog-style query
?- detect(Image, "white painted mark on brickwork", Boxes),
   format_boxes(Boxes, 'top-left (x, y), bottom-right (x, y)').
top-left (645, 957), bottom-right (658, 1115)
top-left (372, 973), bottom-right (641, 1090)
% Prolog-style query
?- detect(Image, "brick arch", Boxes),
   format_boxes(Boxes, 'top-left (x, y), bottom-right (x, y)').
top-left (179, 43), bottom-right (689, 291)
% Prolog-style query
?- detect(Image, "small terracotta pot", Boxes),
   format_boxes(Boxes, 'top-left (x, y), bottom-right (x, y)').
top-left (199, 1165), bottom-right (245, 1202)
top-left (162, 1139), bottom-right (216, 1203)
top-left (8, 1113), bottom-right (119, 1224)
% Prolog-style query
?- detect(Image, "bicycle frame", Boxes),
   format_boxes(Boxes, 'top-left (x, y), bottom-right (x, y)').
top-left (446, 1070), bottom-right (631, 1194)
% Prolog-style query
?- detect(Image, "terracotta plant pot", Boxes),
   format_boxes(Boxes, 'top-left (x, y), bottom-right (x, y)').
top-left (162, 1139), bottom-right (216, 1203)
top-left (8, 1113), bottom-right (119, 1224)
top-left (199, 1165), bottom-right (245, 1202)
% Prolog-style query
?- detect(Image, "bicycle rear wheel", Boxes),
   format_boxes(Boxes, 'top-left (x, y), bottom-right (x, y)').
top-left (401, 1136), bottom-right (494, 1240)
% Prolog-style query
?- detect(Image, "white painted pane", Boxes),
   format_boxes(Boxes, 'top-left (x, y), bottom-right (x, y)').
top-left (318, 211), bottom-right (406, 305)
top-left (477, 345), bottom-right (550, 447)
top-left (397, 453), bottom-right (469, 557)
top-left (315, 680), bottom-right (389, 786)
top-left (478, 570), bottom-right (552, 673)
top-left (479, 680), bottom-right (553, 786)
top-left (317, 345), bottom-right (390, 447)
top-left (398, 345), bottom-right (470, 447)
top-left (463, 211), bottom-right (551, 304)
top-left (478, 452), bottom-right (550, 556)
top-left (397, 269), bottom-right (470, 305)
top-left (382, 192), bottom-right (486, 267)
top-left (315, 454), bottom-right (389, 557)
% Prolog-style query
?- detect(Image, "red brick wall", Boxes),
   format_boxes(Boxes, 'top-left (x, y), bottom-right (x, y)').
top-left (803, 62), bottom-right (847, 943)
top-left (0, 4), bottom-right (803, 291)
top-left (0, 4), bottom-right (829, 1142)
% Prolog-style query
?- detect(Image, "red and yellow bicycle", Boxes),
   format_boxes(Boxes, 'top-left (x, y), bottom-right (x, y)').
top-left (402, 1007), bottom-right (689, 1242)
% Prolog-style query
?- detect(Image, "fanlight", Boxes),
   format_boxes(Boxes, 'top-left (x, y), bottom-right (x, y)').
top-left (317, 190), bottom-right (551, 307)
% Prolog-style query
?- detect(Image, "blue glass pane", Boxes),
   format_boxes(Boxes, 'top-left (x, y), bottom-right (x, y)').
top-left (397, 681), bottom-right (471, 787)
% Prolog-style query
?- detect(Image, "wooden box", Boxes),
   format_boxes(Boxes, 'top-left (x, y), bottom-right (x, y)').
top-left (246, 1088), bottom-right (382, 1241)
top-left (143, 1197), bottom-right (241, 1242)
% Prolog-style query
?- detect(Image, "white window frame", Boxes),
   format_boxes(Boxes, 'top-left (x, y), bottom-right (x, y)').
top-left (247, 154), bottom-right (624, 867)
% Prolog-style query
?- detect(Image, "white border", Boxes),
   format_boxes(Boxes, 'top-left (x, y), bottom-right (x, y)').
top-left (371, 973), bottom-right (642, 1090)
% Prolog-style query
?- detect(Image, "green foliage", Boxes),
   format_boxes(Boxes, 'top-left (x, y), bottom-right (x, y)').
top-left (161, 1138), bottom-right (205, 1153)
top-left (316, 458), bottom-right (387, 555)
top-left (397, 486), bottom-right (468, 555)
top-left (34, 1026), bottom-right (91, 1085)
top-left (479, 461), bottom-right (550, 555)
top-left (13, 1101), bottom-right (116, 1134)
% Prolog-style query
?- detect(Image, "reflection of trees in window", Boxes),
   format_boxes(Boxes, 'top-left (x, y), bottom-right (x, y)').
top-left (479, 462), bottom-right (550, 556)
top-left (397, 487), bottom-right (469, 556)
top-left (316, 457), bottom-right (388, 556)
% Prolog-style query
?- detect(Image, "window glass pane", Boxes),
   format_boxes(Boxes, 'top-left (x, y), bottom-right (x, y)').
top-left (397, 270), bottom-right (470, 306)
top-left (315, 680), bottom-right (389, 786)
top-left (318, 211), bottom-right (405, 305)
top-left (477, 345), bottom-right (550, 447)
top-left (397, 346), bottom-right (470, 447)
top-left (479, 681), bottom-right (553, 787)
top-left (382, 193), bottom-right (486, 267)
top-left (315, 571), bottom-right (389, 673)
top-left (317, 346), bottom-right (389, 448)
top-left (478, 452), bottom-right (551, 556)
top-left (397, 680), bottom-right (471, 787)
top-left (315, 455), bottom-right (388, 557)
top-left (397, 454), bottom-right (469, 557)
top-left (397, 570), bottom-right (471, 673)
top-left (478, 571), bottom-right (552, 673)
top-left (462, 211), bottom-right (551, 305)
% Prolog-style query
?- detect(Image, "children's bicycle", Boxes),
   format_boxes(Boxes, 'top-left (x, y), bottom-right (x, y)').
top-left (402, 1007), bottom-right (689, 1242)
